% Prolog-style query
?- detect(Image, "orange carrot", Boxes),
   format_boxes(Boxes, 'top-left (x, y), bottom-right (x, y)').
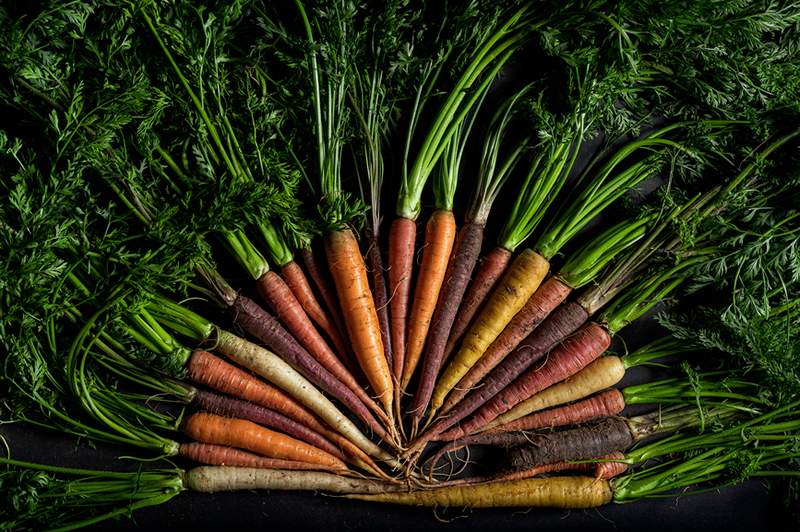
top-left (281, 260), bottom-right (349, 358)
top-left (401, 210), bottom-right (456, 390)
top-left (182, 412), bottom-right (348, 471)
top-left (256, 270), bottom-right (389, 425)
top-left (388, 216), bottom-right (416, 383)
top-left (178, 442), bottom-right (342, 472)
top-left (325, 228), bottom-right (394, 418)
top-left (185, 350), bottom-right (323, 433)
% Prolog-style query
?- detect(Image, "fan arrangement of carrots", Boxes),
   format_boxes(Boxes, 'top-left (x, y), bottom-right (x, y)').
top-left (1, 1), bottom-right (800, 529)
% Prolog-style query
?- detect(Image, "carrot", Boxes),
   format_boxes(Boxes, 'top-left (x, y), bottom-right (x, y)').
top-left (185, 467), bottom-right (403, 494)
top-left (178, 442), bottom-right (341, 472)
top-left (494, 452), bottom-right (627, 482)
top-left (444, 246), bottom-right (513, 359)
top-left (190, 389), bottom-right (346, 462)
top-left (347, 476), bottom-right (613, 508)
top-left (325, 228), bottom-right (394, 419)
top-left (430, 249), bottom-right (550, 418)
top-left (439, 277), bottom-right (572, 416)
top-left (281, 259), bottom-right (349, 359)
top-left (228, 295), bottom-right (392, 444)
top-left (504, 417), bottom-right (634, 470)
top-left (387, 215), bottom-right (416, 383)
top-left (483, 357), bottom-right (626, 431)
top-left (185, 350), bottom-right (321, 432)
top-left (213, 328), bottom-right (397, 464)
top-left (299, 246), bottom-right (349, 345)
top-left (255, 270), bottom-right (390, 425)
top-left (181, 412), bottom-right (348, 471)
top-left (415, 302), bottom-right (590, 448)
top-left (407, 222), bottom-right (485, 425)
top-left (480, 388), bottom-right (626, 437)
top-left (401, 209), bottom-right (457, 390)
top-left (365, 231), bottom-right (393, 370)
top-left (445, 321), bottom-right (611, 439)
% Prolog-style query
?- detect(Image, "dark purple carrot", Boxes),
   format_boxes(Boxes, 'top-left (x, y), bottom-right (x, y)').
top-left (407, 222), bottom-right (484, 424)
top-left (504, 417), bottom-right (633, 471)
top-left (449, 321), bottom-right (612, 438)
top-left (229, 295), bottom-right (392, 444)
top-left (366, 231), bottom-right (393, 370)
top-left (438, 277), bottom-right (572, 415)
top-left (191, 389), bottom-right (346, 462)
top-left (444, 246), bottom-right (512, 358)
top-left (388, 215), bottom-right (416, 383)
top-left (412, 302), bottom-right (590, 449)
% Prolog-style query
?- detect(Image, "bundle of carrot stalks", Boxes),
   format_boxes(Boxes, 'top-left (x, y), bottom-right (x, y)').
top-left (1, 0), bottom-right (800, 529)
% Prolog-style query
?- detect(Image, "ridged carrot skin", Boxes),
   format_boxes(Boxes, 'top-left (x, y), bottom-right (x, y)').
top-left (496, 452), bottom-right (627, 482)
top-left (281, 260), bottom-right (348, 358)
top-left (388, 216), bottom-right (417, 383)
top-left (185, 350), bottom-right (321, 432)
top-left (401, 210), bottom-right (457, 390)
top-left (179, 442), bottom-right (341, 472)
top-left (185, 467), bottom-right (402, 494)
top-left (430, 249), bottom-right (550, 416)
top-left (365, 231), bottom-right (393, 370)
top-left (439, 277), bottom-right (572, 415)
top-left (444, 246), bottom-right (512, 358)
top-left (256, 270), bottom-right (389, 425)
top-left (483, 356), bottom-right (627, 431)
top-left (325, 228), bottom-right (394, 417)
top-left (347, 476), bottom-right (613, 508)
top-left (407, 222), bottom-right (485, 426)
top-left (451, 322), bottom-right (612, 437)
top-left (181, 412), bottom-right (348, 471)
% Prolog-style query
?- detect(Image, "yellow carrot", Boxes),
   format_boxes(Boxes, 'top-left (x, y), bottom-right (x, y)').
top-left (348, 476), bottom-right (612, 508)
top-left (482, 355), bottom-right (626, 432)
top-left (430, 249), bottom-right (549, 414)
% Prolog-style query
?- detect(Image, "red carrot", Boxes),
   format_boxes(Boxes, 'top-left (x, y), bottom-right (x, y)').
top-left (457, 324), bottom-right (612, 437)
top-left (281, 259), bottom-right (348, 359)
top-left (414, 302), bottom-right (589, 446)
top-left (444, 246), bottom-right (512, 358)
top-left (388, 216), bottom-right (416, 383)
top-left (179, 442), bottom-right (341, 472)
top-left (255, 270), bottom-right (389, 425)
top-left (439, 277), bottom-right (572, 415)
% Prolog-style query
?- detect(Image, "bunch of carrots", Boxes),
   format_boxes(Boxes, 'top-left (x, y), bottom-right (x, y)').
top-left (1, 0), bottom-right (800, 529)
